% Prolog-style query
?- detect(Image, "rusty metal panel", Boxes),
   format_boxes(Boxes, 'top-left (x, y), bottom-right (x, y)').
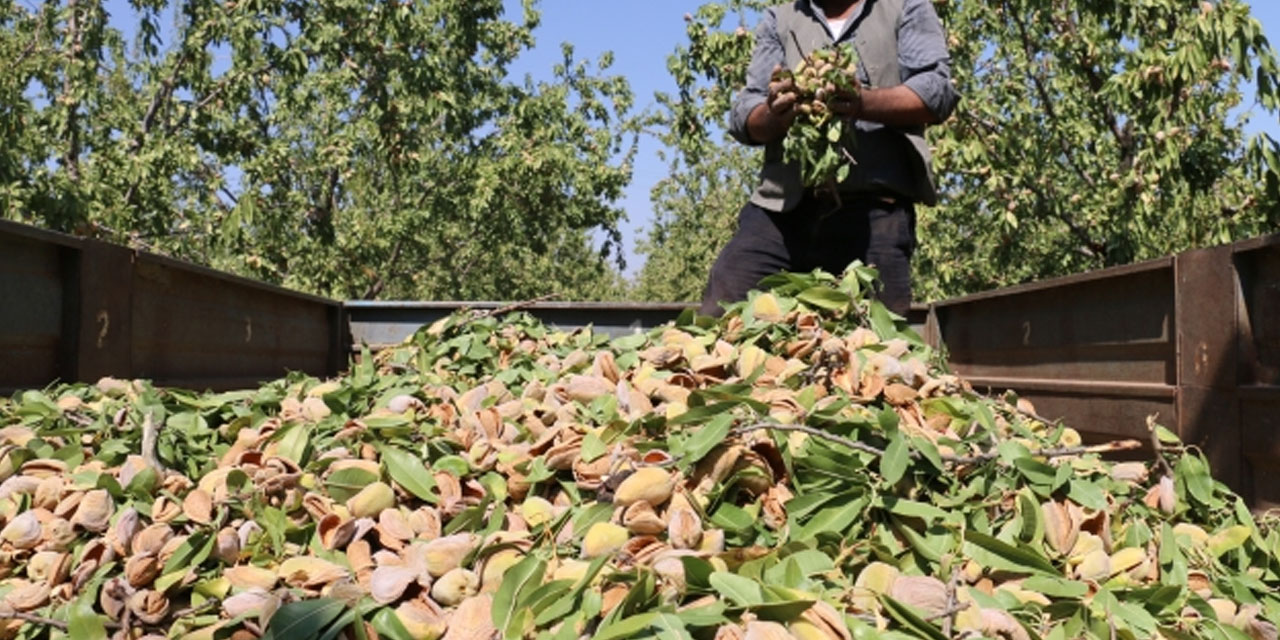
top-left (1239, 386), bottom-right (1280, 510)
top-left (0, 228), bottom-right (71, 392)
top-left (1174, 246), bottom-right (1242, 494)
top-left (1236, 238), bottom-right (1280, 387)
top-left (128, 253), bottom-right (340, 389)
top-left (936, 259), bottom-right (1177, 385)
top-left (73, 243), bottom-right (135, 384)
top-left (963, 376), bottom-right (1176, 442)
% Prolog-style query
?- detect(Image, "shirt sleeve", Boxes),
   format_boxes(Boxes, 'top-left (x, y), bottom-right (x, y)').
top-left (729, 9), bottom-right (785, 145)
top-left (898, 0), bottom-right (960, 122)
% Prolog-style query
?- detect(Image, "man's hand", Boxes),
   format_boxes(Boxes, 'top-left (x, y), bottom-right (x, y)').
top-left (826, 85), bottom-right (862, 120)
top-left (746, 65), bottom-right (801, 144)
top-left (767, 65), bottom-right (799, 120)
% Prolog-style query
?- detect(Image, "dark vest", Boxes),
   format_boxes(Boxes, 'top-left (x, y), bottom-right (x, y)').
top-left (751, 0), bottom-right (939, 211)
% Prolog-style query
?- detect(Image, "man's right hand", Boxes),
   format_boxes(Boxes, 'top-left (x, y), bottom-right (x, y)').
top-left (747, 65), bottom-right (798, 144)
top-left (767, 65), bottom-right (798, 120)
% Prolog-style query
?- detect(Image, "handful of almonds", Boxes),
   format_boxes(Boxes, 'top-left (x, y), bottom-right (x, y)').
top-left (0, 265), bottom-right (1276, 640)
top-left (773, 43), bottom-right (862, 191)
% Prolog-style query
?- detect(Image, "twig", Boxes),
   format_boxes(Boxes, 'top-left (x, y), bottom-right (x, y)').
top-left (1146, 414), bottom-right (1175, 478)
top-left (733, 423), bottom-right (885, 457)
top-left (1001, 402), bottom-right (1060, 427)
top-left (469, 293), bottom-right (563, 321)
top-left (140, 410), bottom-right (168, 473)
top-left (788, 30), bottom-right (809, 60)
top-left (941, 568), bottom-right (961, 637)
top-left (170, 598), bottom-right (221, 620)
top-left (733, 422), bottom-right (1143, 466)
top-left (929, 439), bottom-right (1143, 466)
top-left (925, 600), bottom-right (970, 624)
top-left (0, 612), bottom-right (69, 631)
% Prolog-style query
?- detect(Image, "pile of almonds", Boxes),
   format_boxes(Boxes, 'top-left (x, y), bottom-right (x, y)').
top-left (0, 267), bottom-right (1277, 640)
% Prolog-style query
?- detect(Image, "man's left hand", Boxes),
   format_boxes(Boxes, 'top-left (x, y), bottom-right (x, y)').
top-left (826, 86), bottom-right (862, 120)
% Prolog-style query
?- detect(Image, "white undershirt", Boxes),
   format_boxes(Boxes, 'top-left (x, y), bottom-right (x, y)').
top-left (809, 0), bottom-right (865, 40)
top-left (824, 17), bottom-right (849, 38)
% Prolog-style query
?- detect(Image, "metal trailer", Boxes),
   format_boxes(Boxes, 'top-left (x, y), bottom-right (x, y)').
top-left (923, 236), bottom-right (1280, 509)
top-left (0, 220), bottom-right (344, 393)
top-left (2, 219), bottom-right (1277, 505)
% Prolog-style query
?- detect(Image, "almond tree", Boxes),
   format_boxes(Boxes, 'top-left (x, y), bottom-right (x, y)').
top-left (0, 0), bottom-right (637, 300)
top-left (638, 0), bottom-right (1280, 301)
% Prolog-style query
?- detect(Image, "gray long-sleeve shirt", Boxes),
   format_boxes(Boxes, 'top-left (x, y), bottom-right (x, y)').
top-left (729, 0), bottom-right (960, 145)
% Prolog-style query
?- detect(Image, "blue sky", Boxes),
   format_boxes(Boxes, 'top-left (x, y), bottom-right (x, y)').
top-left (506, 1), bottom-right (1280, 276)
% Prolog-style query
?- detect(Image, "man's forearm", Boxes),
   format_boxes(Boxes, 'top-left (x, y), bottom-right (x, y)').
top-left (859, 85), bottom-right (941, 127)
top-left (745, 103), bottom-right (792, 145)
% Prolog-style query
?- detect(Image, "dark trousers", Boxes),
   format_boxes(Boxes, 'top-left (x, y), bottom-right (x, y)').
top-left (699, 195), bottom-right (916, 317)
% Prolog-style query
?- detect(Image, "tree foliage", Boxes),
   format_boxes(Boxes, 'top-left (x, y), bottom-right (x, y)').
top-left (0, 0), bottom-right (637, 300)
top-left (638, 0), bottom-right (1280, 301)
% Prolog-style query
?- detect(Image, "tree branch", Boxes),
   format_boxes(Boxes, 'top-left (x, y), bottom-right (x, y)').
top-left (1060, 12), bottom-right (1132, 160)
top-left (60, 0), bottom-right (83, 182)
top-left (360, 236), bottom-right (406, 300)
top-left (1006, 1), bottom-right (1097, 190)
top-left (124, 50), bottom-right (192, 208)
top-left (732, 422), bottom-right (1143, 466)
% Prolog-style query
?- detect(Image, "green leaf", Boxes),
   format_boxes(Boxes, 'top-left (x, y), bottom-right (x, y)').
top-left (1022, 576), bottom-right (1088, 598)
top-left (325, 467), bottom-right (381, 503)
top-left (573, 503), bottom-right (616, 538)
top-left (124, 466), bottom-right (159, 499)
top-left (868, 302), bottom-right (897, 338)
top-left (793, 497), bottom-right (866, 541)
top-left (1066, 479), bottom-right (1107, 510)
top-left (675, 599), bottom-right (727, 627)
top-left (382, 446), bottom-right (438, 504)
top-left (261, 598), bottom-right (347, 640)
top-left (681, 413), bottom-right (733, 465)
top-left (881, 594), bottom-right (948, 640)
top-left (370, 607), bottom-right (415, 640)
top-left (963, 531), bottom-right (1057, 575)
top-left (580, 432), bottom-right (607, 463)
top-left (493, 554), bottom-right (547, 636)
top-left (882, 496), bottom-right (950, 523)
top-left (1154, 425), bottom-right (1181, 445)
top-left (1207, 525), bottom-right (1252, 557)
top-left (709, 503), bottom-right (756, 533)
top-left (162, 531), bottom-right (211, 575)
top-left (881, 434), bottom-right (909, 485)
top-left (797, 286), bottom-right (851, 311)
top-left (432, 455), bottom-right (471, 477)
top-left (593, 612), bottom-right (660, 640)
top-left (1177, 455), bottom-right (1215, 506)
top-left (709, 572), bottom-right (764, 607)
top-left (649, 612), bottom-right (693, 640)
top-left (68, 597), bottom-right (109, 640)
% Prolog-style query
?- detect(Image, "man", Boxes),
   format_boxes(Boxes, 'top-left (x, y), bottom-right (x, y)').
top-left (699, 0), bottom-right (959, 317)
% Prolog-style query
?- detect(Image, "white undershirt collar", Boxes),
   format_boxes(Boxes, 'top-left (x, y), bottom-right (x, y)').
top-left (808, 0), bottom-right (867, 40)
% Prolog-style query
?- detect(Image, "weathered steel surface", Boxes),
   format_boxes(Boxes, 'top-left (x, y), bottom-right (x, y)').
top-left (929, 233), bottom-right (1280, 506)
top-left (0, 220), bottom-right (344, 393)
top-left (0, 222), bottom-right (75, 391)
top-left (1233, 238), bottom-right (1280, 508)
top-left (935, 258), bottom-right (1176, 385)
top-left (1175, 245), bottom-right (1241, 492)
